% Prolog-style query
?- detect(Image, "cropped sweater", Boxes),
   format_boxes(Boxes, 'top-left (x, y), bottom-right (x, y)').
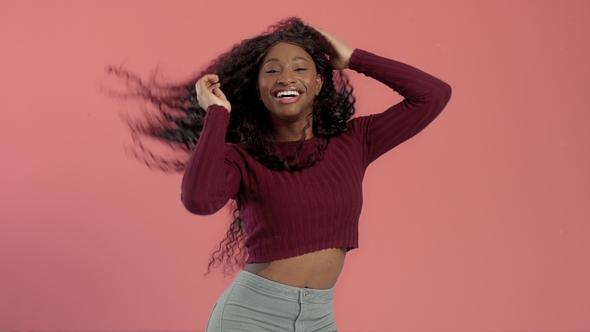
top-left (181, 49), bottom-right (451, 263)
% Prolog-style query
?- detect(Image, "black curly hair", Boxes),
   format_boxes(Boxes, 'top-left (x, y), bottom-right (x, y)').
top-left (107, 17), bottom-right (356, 275)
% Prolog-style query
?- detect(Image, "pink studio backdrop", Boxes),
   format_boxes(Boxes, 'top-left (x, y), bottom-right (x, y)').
top-left (1, 1), bottom-right (589, 331)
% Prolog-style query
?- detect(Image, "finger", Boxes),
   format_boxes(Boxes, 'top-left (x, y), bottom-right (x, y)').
top-left (308, 24), bottom-right (337, 52)
top-left (309, 25), bottom-right (336, 45)
top-left (208, 82), bottom-right (220, 91)
top-left (212, 86), bottom-right (227, 100)
top-left (308, 24), bottom-right (326, 36)
top-left (196, 81), bottom-right (220, 100)
top-left (201, 74), bottom-right (219, 82)
top-left (197, 74), bottom-right (219, 89)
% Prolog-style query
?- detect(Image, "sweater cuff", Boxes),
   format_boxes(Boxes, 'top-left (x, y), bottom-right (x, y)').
top-left (348, 48), bottom-right (371, 73)
top-left (205, 104), bottom-right (231, 124)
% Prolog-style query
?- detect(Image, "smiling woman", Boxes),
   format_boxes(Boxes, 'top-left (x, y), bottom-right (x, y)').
top-left (258, 42), bottom-right (325, 142)
top-left (110, 16), bottom-right (450, 332)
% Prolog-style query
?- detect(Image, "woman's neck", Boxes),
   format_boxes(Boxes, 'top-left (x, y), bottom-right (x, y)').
top-left (272, 120), bottom-right (314, 142)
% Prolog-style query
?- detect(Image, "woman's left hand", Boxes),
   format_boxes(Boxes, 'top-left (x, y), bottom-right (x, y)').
top-left (309, 25), bottom-right (354, 70)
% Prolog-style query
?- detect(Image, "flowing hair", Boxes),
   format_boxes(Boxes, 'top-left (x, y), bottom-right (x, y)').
top-left (107, 17), bottom-right (356, 276)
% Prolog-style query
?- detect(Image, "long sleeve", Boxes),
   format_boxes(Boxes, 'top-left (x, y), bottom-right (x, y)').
top-left (180, 105), bottom-right (241, 215)
top-left (348, 49), bottom-right (452, 164)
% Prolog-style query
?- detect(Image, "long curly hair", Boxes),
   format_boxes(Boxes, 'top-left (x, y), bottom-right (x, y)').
top-left (107, 17), bottom-right (356, 275)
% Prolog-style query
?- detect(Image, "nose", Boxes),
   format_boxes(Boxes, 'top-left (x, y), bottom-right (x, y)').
top-left (277, 69), bottom-right (296, 85)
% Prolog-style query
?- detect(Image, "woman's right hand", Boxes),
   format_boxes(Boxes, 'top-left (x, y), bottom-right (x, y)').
top-left (195, 74), bottom-right (231, 112)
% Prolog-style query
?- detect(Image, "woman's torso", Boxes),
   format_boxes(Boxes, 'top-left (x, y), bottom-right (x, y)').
top-left (235, 132), bottom-right (366, 266)
top-left (244, 247), bottom-right (347, 289)
top-left (236, 132), bottom-right (366, 288)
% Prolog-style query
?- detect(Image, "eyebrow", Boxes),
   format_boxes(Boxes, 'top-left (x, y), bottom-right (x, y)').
top-left (263, 57), bottom-right (310, 65)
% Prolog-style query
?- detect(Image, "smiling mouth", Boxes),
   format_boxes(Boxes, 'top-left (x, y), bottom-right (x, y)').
top-left (274, 90), bottom-right (301, 99)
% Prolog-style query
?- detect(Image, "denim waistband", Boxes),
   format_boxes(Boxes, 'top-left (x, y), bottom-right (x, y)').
top-left (234, 270), bottom-right (335, 304)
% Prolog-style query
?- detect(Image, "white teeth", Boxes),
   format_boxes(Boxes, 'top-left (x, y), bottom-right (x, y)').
top-left (276, 91), bottom-right (300, 97)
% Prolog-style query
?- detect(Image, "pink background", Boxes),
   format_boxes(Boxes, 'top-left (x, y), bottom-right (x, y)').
top-left (1, 1), bottom-right (589, 331)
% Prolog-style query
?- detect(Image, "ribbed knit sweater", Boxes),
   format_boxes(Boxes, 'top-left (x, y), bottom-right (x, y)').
top-left (181, 49), bottom-right (451, 263)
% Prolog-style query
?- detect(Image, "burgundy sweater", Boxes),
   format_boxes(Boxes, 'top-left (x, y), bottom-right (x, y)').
top-left (181, 49), bottom-right (451, 263)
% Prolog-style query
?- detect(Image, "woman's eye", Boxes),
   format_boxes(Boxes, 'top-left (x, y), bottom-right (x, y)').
top-left (265, 70), bottom-right (278, 74)
top-left (295, 68), bottom-right (307, 72)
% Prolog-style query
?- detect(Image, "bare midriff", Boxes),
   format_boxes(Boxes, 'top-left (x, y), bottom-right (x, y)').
top-left (244, 247), bottom-right (347, 289)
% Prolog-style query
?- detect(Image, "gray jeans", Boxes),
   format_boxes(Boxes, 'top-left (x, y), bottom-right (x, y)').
top-left (206, 270), bottom-right (337, 332)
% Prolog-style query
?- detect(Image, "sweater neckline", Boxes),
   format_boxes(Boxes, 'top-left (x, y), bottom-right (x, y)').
top-left (270, 135), bottom-right (320, 148)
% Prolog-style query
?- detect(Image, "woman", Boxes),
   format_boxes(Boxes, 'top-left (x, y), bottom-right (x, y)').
top-left (113, 17), bottom-right (451, 332)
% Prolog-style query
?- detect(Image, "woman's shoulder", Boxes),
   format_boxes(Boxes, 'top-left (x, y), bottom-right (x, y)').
top-left (224, 142), bottom-right (248, 157)
top-left (342, 114), bottom-right (372, 138)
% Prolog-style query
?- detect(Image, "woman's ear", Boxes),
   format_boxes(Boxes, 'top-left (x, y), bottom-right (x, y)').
top-left (315, 75), bottom-right (324, 96)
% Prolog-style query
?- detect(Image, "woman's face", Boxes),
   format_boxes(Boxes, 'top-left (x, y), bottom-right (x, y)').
top-left (258, 42), bottom-right (323, 127)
